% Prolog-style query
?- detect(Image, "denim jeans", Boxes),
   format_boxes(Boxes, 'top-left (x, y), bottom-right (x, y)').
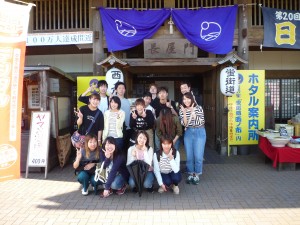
top-left (161, 171), bottom-right (182, 187)
top-left (77, 171), bottom-right (101, 191)
top-left (110, 174), bottom-right (126, 190)
top-left (184, 127), bottom-right (206, 175)
top-left (115, 138), bottom-right (124, 153)
top-left (128, 171), bottom-right (154, 189)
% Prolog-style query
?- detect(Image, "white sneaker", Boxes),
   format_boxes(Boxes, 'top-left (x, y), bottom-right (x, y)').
top-left (158, 187), bottom-right (164, 193)
top-left (81, 188), bottom-right (88, 196)
top-left (172, 185), bottom-right (179, 194)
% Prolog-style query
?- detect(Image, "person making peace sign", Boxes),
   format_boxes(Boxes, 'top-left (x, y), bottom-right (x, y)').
top-left (129, 98), bottom-right (155, 148)
top-left (179, 92), bottom-right (206, 185)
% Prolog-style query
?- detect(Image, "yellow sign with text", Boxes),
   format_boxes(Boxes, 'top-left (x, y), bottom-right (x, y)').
top-left (228, 70), bottom-right (265, 146)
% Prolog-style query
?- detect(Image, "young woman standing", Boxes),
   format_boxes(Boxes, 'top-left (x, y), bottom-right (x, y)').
top-left (102, 96), bottom-right (125, 152)
top-left (179, 92), bottom-right (206, 185)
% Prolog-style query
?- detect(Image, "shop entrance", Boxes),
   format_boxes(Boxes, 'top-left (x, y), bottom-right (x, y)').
top-left (126, 66), bottom-right (217, 150)
top-left (131, 74), bottom-right (203, 103)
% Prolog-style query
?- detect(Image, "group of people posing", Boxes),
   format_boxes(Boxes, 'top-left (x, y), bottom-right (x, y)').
top-left (73, 80), bottom-right (206, 197)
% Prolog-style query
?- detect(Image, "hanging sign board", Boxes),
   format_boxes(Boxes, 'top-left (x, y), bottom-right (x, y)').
top-left (26, 111), bottom-right (51, 179)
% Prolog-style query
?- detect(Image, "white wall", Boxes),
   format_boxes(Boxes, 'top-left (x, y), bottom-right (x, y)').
top-left (25, 54), bottom-right (93, 73)
top-left (249, 51), bottom-right (300, 70)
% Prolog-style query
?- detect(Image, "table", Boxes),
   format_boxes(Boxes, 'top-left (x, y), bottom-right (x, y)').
top-left (258, 136), bottom-right (300, 169)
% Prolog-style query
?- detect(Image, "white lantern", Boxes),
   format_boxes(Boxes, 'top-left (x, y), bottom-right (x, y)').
top-left (220, 67), bottom-right (239, 96)
top-left (105, 67), bottom-right (124, 95)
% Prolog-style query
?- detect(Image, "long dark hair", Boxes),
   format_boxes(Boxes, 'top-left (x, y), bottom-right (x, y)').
top-left (159, 108), bottom-right (174, 136)
top-left (102, 136), bottom-right (120, 158)
top-left (182, 92), bottom-right (196, 108)
top-left (135, 130), bottom-right (150, 148)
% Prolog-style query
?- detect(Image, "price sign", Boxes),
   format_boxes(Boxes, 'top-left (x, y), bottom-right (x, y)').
top-left (26, 111), bottom-right (51, 179)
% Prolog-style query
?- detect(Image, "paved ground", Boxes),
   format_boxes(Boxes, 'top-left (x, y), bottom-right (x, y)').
top-left (1, 148), bottom-right (300, 225)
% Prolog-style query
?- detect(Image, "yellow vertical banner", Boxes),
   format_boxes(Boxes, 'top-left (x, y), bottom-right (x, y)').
top-left (228, 70), bottom-right (265, 147)
top-left (76, 76), bottom-right (106, 108)
top-left (0, 2), bottom-right (33, 181)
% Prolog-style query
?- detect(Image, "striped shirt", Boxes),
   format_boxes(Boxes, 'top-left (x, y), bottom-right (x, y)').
top-left (179, 105), bottom-right (205, 128)
top-left (108, 112), bottom-right (118, 138)
top-left (158, 155), bottom-right (173, 174)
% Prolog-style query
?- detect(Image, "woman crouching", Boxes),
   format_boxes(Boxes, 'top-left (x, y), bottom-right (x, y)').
top-left (73, 134), bottom-right (101, 196)
top-left (100, 136), bottom-right (129, 198)
top-left (153, 136), bottom-right (182, 194)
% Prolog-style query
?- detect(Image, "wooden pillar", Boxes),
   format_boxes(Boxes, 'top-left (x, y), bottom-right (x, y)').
top-left (237, 1), bottom-right (249, 70)
top-left (92, 1), bottom-right (105, 75)
top-left (39, 71), bottom-right (48, 111)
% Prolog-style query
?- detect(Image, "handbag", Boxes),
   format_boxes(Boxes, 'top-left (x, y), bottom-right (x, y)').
top-left (94, 161), bottom-right (110, 184)
top-left (71, 110), bottom-right (101, 149)
top-left (71, 131), bottom-right (85, 149)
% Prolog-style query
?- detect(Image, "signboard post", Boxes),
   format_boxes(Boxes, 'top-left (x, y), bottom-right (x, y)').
top-left (26, 111), bottom-right (51, 179)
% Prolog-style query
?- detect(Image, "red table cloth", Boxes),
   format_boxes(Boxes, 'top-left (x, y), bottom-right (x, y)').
top-left (258, 136), bottom-right (300, 168)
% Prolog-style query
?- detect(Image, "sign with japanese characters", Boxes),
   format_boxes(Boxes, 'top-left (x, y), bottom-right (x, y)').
top-left (220, 67), bottom-right (239, 96)
top-left (26, 31), bottom-right (93, 46)
top-left (26, 111), bottom-right (51, 178)
top-left (144, 39), bottom-right (198, 58)
top-left (262, 7), bottom-right (300, 49)
top-left (0, 1), bottom-right (32, 182)
top-left (228, 70), bottom-right (265, 147)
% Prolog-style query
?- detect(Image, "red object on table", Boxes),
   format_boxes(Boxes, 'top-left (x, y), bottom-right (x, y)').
top-left (258, 136), bottom-right (300, 168)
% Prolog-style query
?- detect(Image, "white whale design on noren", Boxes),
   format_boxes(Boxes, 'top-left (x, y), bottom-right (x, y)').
top-left (115, 20), bottom-right (137, 37)
top-left (200, 21), bottom-right (221, 41)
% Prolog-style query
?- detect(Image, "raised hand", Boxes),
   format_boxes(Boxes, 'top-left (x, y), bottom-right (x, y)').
top-left (141, 109), bottom-right (147, 118)
top-left (131, 110), bottom-right (137, 119)
top-left (166, 101), bottom-right (171, 108)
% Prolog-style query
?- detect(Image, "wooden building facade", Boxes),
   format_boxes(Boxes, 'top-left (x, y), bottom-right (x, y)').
top-left (24, 0), bottom-right (300, 151)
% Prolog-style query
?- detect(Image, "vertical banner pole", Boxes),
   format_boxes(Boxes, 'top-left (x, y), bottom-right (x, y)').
top-left (0, 1), bottom-right (33, 182)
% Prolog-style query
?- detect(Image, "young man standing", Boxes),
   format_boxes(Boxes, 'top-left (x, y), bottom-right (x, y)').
top-left (178, 81), bottom-right (202, 106)
top-left (151, 86), bottom-right (177, 118)
top-left (143, 91), bottom-right (156, 119)
top-left (114, 81), bottom-right (132, 148)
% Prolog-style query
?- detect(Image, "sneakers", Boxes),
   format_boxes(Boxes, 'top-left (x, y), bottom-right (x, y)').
top-left (146, 187), bottom-right (154, 193)
top-left (81, 188), bottom-right (88, 196)
top-left (158, 186), bottom-right (165, 193)
top-left (192, 175), bottom-right (200, 185)
top-left (116, 185), bottom-right (127, 195)
top-left (186, 174), bottom-right (200, 185)
top-left (186, 175), bottom-right (194, 184)
top-left (172, 185), bottom-right (180, 194)
top-left (100, 188), bottom-right (113, 198)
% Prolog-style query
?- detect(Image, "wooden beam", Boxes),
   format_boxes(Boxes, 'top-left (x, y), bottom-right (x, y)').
top-left (124, 58), bottom-right (219, 67)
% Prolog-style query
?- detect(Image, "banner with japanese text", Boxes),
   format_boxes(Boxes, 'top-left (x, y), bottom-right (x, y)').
top-left (262, 7), bottom-right (300, 49)
top-left (228, 70), bottom-right (265, 147)
top-left (0, 1), bottom-right (32, 182)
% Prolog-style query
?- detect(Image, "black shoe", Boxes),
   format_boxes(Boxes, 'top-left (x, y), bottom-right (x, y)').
top-left (132, 187), bottom-right (138, 193)
top-left (146, 187), bottom-right (154, 193)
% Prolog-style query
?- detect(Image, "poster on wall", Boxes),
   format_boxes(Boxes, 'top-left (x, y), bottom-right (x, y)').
top-left (0, 2), bottom-right (33, 182)
top-left (76, 76), bottom-right (106, 109)
top-left (228, 70), bottom-right (265, 152)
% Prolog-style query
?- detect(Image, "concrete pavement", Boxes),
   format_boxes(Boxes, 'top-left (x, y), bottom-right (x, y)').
top-left (1, 150), bottom-right (300, 225)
